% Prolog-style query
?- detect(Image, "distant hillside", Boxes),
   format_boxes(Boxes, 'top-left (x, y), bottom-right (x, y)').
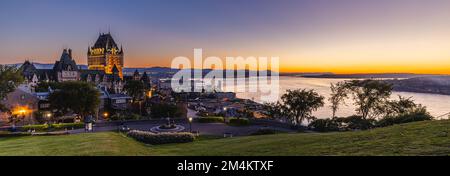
top-left (280, 72), bottom-right (334, 77)
top-left (9, 63), bottom-right (88, 70)
top-left (123, 67), bottom-right (178, 74)
top-left (386, 76), bottom-right (450, 95)
top-left (8, 62), bottom-right (278, 78)
top-left (9, 62), bottom-right (175, 74)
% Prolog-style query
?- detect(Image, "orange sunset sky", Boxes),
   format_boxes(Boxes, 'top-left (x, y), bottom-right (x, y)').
top-left (1, 0), bottom-right (450, 74)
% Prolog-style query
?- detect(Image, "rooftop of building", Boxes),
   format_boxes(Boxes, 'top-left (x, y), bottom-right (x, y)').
top-left (92, 33), bottom-right (120, 50)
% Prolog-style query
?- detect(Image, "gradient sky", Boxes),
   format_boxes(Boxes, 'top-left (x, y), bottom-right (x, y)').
top-left (1, 0), bottom-right (450, 74)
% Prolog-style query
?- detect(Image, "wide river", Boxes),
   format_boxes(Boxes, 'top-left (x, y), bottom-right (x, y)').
top-left (225, 76), bottom-right (450, 119)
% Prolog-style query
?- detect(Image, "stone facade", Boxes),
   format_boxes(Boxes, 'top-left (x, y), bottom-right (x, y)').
top-left (0, 86), bottom-right (39, 125)
top-left (87, 33), bottom-right (124, 79)
top-left (53, 49), bottom-right (80, 82)
top-left (21, 49), bottom-right (81, 91)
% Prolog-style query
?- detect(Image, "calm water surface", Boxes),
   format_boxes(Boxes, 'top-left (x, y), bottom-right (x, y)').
top-left (227, 76), bottom-right (450, 119)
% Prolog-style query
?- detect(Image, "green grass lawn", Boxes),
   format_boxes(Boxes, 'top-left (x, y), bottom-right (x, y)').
top-left (0, 132), bottom-right (155, 156)
top-left (0, 120), bottom-right (449, 156)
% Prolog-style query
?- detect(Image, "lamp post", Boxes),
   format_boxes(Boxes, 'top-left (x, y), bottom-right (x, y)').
top-left (188, 117), bottom-right (193, 133)
top-left (46, 112), bottom-right (52, 119)
top-left (223, 107), bottom-right (228, 123)
top-left (103, 112), bottom-right (109, 119)
top-left (46, 112), bottom-right (52, 124)
top-left (19, 109), bottom-right (26, 117)
top-left (19, 108), bottom-right (27, 125)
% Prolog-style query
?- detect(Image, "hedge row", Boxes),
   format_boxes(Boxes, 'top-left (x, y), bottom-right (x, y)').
top-left (228, 118), bottom-right (250, 126)
top-left (21, 123), bottom-right (84, 132)
top-left (376, 110), bottom-right (433, 127)
top-left (127, 130), bottom-right (195, 145)
top-left (196, 117), bottom-right (224, 123)
top-left (51, 123), bottom-right (84, 130)
top-left (21, 124), bottom-right (49, 131)
top-left (0, 131), bottom-right (69, 138)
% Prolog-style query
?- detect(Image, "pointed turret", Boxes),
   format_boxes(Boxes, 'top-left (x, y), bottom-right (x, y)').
top-left (54, 48), bottom-right (78, 71)
top-left (68, 48), bottom-right (72, 58)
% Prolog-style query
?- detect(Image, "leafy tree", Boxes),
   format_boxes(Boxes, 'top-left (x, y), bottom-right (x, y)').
top-left (48, 81), bottom-right (100, 119)
top-left (123, 80), bottom-right (145, 101)
top-left (308, 118), bottom-right (340, 132)
top-left (263, 102), bottom-right (284, 119)
top-left (35, 82), bottom-right (62, 92)
top-left (329, 82), bottom-right (348, 118)
top-left (377, 95), bottom-right (417, 117)
top-left (109, 111), bottom-right (141, 121)
top-left (149, 103), bottom-right (182, 119)
top-left (0, 65), bottom-right (24, 112)
top-left (377, 106), bottom-right (433, 127)
top-left (280, 89), bottom-right (325, 125)
top-left (376, 96), bottom-right (433, 126)
top-left (334, 115), bottom-right (376, 130)
top-left (335, 79), bottom-right (392, 119)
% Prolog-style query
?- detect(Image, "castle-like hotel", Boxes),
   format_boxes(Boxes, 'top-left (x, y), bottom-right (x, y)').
top-left (0, 33), bottom-right (153, 123)
top-left (21, 33), bottom-right (130, 94)
top-left (87, 33), bottom-right (124, 79)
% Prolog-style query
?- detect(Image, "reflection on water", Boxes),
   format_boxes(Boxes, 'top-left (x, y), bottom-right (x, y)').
top-left (226, 76), bottom-right (450, 119)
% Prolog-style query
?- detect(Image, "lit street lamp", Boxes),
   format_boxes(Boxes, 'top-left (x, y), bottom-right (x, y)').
top-left (11, 106), bottom-right (29, 130)
top-left (19, 109), bottom-right (26, 115)
top-left (188, 117), bottom-right (193, 133)
top-left (223, 107), bottom-right (229, 122)
top-left (18, 108), bottom-right (28, 125)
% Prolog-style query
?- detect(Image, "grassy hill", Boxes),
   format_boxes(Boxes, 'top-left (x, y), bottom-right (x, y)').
top-left (0, 120), bottom-right (448, 156)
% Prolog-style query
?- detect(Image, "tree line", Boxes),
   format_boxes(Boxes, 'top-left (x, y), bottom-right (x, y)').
top-left (264, 79), bottom-right (434, 131)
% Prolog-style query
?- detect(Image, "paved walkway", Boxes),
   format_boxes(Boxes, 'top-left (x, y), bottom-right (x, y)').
top-left (69, 121), bottom-right (295, 136)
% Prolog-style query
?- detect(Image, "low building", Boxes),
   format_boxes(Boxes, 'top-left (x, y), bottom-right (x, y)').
top-left (107, 93), bottom-right (132, 110)
top-left (20, 48), bottom-right (125, 94)
top-left (80, 65), bottom-right (124, 94)
top-left (0, 85), bottom-right (39, 126)
top-left (21, 49), bottom-right (80, 85)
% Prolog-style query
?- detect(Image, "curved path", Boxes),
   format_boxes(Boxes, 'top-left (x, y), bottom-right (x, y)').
top-left (69, 121), bottom-right (295, 136)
